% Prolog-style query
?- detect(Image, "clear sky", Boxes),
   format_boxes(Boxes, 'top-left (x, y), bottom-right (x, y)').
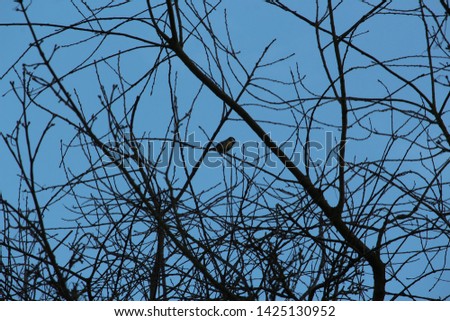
top-left (1, 1), bottom-right (448, 300)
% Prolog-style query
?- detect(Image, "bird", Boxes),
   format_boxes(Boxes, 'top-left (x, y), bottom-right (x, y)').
top-left (212, 137), bottom-right (236, 154)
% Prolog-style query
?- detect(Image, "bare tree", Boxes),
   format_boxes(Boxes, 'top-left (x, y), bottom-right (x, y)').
top-left (1, 0), bottom-right (449, 300)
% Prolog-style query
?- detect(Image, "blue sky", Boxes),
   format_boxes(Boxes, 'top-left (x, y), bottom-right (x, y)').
top-left (1, 1), bottom-right (449, 300)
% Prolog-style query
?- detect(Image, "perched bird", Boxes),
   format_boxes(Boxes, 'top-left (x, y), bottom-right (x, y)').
top-left (212, 137), bottom-right (236, 154)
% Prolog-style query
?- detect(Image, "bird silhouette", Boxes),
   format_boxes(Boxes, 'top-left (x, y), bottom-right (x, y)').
top-left (212, 137), bottom-right (236, 154)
